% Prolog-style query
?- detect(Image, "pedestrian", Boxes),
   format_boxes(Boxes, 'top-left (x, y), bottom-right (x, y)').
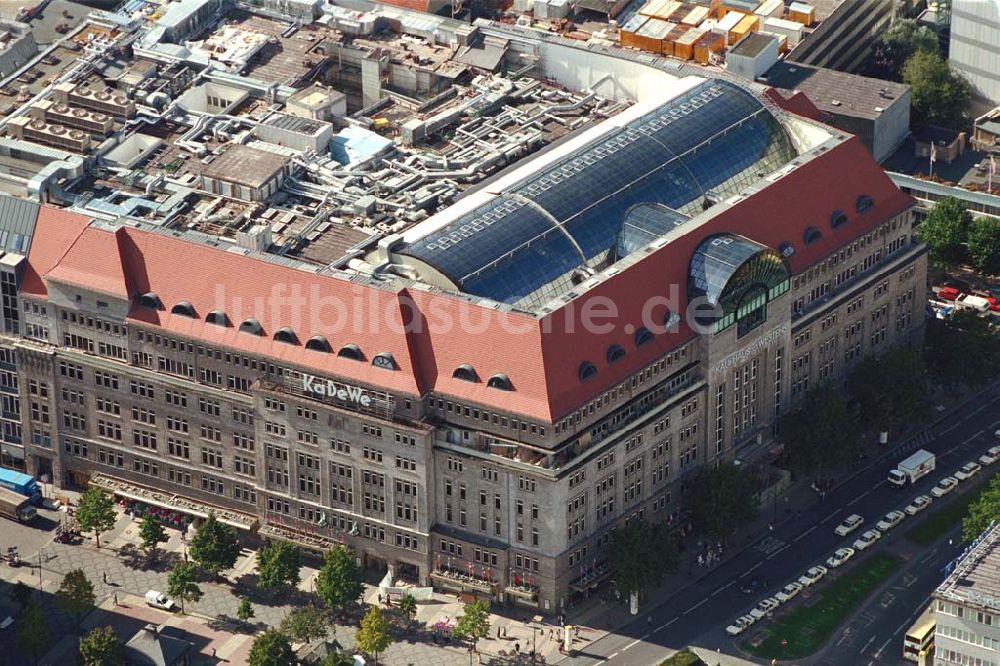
top-left (647, 616), bottom-right (652, 628)
top-left (502, 626), bottom-right (507, 638)
top-left (549, 629), bottom-right (554, 639)
top-left (113, 592), bottom-right (118, 606)
top-left (212, 648), bottom-right (217, 658)
top-left (497, 626), bottom-right (502, 639)
top-left (102, 571), bottom-right (107, 584)
top-left (515, 643), bottom-right (521, 654)
top-left (378, 593), bottom-right (383, 605)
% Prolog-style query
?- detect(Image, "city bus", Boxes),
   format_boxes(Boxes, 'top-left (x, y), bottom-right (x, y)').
top-left (903, 606), bottom-right (935, 662)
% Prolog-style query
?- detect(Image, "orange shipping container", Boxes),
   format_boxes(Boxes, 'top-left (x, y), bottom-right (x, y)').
top-left (788, 1), bottom-right (815, 25)
top-left (681, 5), bottom-right (710, 25)
top-left (634, 17), bottom-right (673, 53)
top-left (673, 27), bottom-right (704, 60)
top-left (729, 13), bottom-right (759, 44)
top-left (662, 23), bottom-right (689, 56)
top-left (693, 31), bottom-right (725, 63)
top-left (619, 13), bottom-right (649, 48)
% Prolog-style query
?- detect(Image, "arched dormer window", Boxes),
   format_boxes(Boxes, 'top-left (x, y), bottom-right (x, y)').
top-left (856, 195), bottom-right (874, 214)
top-left (205, 310), bottom-right (229, 327)
top-left (778, 241), bottom-right (795, 258)
top-left (453, 364), bottom-right (478, 382)
top-left (171, 301), bottom-right (196, 317)
top-left (338, 344), bottom-right (363, 361)
top-left (487, 373), bottom-right (513, 391)
top-left (273, 327), bottom-right (298, 345)
top-left (239, 318), bottom-right (263, 336)
top-left (579, 361), bottom-right (597, 381)
top-left (139, 292), bottom-right (161, 309)
top-left (830, 210), bottom-right (848, 229)
top-left (305, 336), bottom-right (331, 353)
top-left (804, 226), bottom-right (822, 245)
top-left (663, 307), bottom-right (680, 330)
top-left (606, 344), bottom-right (625, 364)
top-left (372, 352), bottom-right (396, 370)
top-left (634, 326), bottom-right (654, 347)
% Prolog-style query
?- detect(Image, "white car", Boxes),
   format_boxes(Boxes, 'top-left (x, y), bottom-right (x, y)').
top-left (826, 547), bottom-right (855, 568)
top-left (876, 510), bottom-right (905, 532)
top-left (725, 615), bottom-right (756, 636)
top-left (144, 590), bottom-right (178, 612)
top-left (834, 514), bottom-right (865, 537)
top-left (774, 582), bottom-right (804, 603)
top-left (749, 597), bottom-right (780, 620)
top-left (798, 565), bottom-right (828, 587)
top-left (853, 530), bottom-right (882, 551)
top-left (905, 495), bottom-right (933, 515)
top-left (995, 429), bottom-right (1000, 439)
top-left (931, 476), bottom-right (959, 498)
top-left (955, 462), bottom-right (982, 481)
top-left (979, 446), bottom-right (1000, 466)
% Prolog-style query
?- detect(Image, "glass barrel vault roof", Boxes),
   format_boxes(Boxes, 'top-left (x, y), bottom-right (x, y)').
top-left (398, 79), bottom-right (797, 308)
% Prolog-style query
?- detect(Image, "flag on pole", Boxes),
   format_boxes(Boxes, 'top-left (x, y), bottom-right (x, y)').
top-left (930, 143), bottom-right (937, 164)
top-left (990, 154), bottom-right (996, 192)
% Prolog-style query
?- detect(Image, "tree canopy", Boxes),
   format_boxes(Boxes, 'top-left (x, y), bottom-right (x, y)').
top-left (79, 626), bottom-right (124, 666)
top-left (925, 309), bottom-right (1000, 387)
top-left (315, 545), bottom-right (364, 610)
top-left (139, 516), bottom-right (168, 554)
top-left (188, 512), bottom-right (240, 576)
top-left (964, 474), bottom-right (1000, 542)
top-left (967, 217), bottom-right (1000, 275)
top-left (848, 348), bottom-right (929, 432)
top-left (870, 19), bottom-right (939, 80)
top-left (166, 562), bottom-right (203, 613)
top-left (918, 197), bottom-right (973, 267)
top-left (76, 488), bottom-right (117, 549)
top-left (17, 601), bottom-right (48, 666)
top-left (279, 606), bottom-right (330, 644)
top-left (256, 540), bottom-right (302, 593)
top-left (605, 520), bottom-right (679, 598)
top-left (780, 384), bottom-right (861, 479)
top-left (687, 463), bottom-right (760, 541)
top-left (452, 600), bottom-right (491, 651)
top-left (236, 596), bottom-right (255, 624)
top-left (248, 628), bottom-right (297, 666)
top-left (356, 606), bottom-right (393, 663)
top-left (55, 569), bottom-right (95, 632)
top-left (903, 50), bottom-right (972, 130)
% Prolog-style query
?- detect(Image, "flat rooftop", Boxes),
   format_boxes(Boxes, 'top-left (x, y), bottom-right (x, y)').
top-left (200, 145), bottom-right (289, 188)
top-left (935, 523), bottom-right (1000, 613)
top-left (763, 61), bottom-right (909, 120)
top-left (731, 32), bottom-right (778, 59)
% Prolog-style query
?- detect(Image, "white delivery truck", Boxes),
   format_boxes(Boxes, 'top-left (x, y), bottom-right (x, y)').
top-left (888, 449), bottom-right (936, 487)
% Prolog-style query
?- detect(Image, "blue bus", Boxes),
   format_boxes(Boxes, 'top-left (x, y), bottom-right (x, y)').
top-left (0, 467), bottom-right (41, 505)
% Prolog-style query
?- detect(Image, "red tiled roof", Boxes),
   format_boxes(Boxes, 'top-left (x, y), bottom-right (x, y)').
top-left (23, 134), bottom-right (914, 423)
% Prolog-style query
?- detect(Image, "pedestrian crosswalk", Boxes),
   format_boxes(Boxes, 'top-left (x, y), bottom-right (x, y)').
top-left (755, 536), bottom-right (788, 557)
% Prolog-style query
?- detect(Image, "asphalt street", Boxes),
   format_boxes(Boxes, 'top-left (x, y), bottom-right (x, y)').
top-left (562, 384), bottom-right (1000, 666)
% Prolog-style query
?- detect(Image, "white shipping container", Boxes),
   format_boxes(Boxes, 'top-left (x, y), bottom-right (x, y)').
top-left (762, 16), bottom-right (803, 46)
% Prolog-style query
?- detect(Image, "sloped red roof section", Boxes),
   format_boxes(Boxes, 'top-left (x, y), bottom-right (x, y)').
top-left (20, 207), bottom-right (93, 297)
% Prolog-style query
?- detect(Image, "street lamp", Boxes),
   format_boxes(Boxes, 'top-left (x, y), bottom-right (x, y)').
top-left (525, 615), bottom-right (543, 665)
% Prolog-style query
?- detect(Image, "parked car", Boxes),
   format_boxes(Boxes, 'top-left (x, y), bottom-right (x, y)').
top-left (979, 446), bottom-right (1000, 466)
top-left (798, 566), bottom-right (828, 587)
top-left (725, 615), bottom-right (756, 636)
top-left (931, 477), bottom-right (959, 498)
top-left (826, 547), bottom-right (855, 568)
top-left (905, 495), bottom-right (933, 516)
top-left (876, 510), bottom-right (906, 532)
top-left (774, 582), bottom-right (804, 603)
top-left (853, 530), bottom-right (882, 551)
top-left (749, 597), bottom-right (780, 621)
top-left (835, 514), bottom-right (865, 536)
top-left (937, 286), bottom-right (961, 301)
top-left (144, 590), bottom-right (178, 612)
top-left (955, 462), bottom-right (982, 481)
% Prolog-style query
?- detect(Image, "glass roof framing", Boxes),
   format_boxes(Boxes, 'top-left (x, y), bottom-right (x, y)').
top-left (399, 79), bottom-right (797, 308)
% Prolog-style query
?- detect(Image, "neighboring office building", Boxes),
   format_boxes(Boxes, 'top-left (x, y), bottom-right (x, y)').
top-left (0, 21), bottom-right (37, 81)
top-left (933, 522), bottom-right (1000, 666)
top-left (949, 0), bottom-right (1000, 112)
top-left (972, 107), bottom-right (1000, 153)
top-left (761, 60), bottom-right (911, 163)
top-left (0, 76), bottom-right (926, 613)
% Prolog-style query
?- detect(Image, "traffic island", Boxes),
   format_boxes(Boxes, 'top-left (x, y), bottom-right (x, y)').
top-left (741, 553), bottom-right (900, 660)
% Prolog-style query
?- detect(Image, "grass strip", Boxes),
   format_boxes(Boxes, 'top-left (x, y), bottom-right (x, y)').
top-left (660, 648), bottom-right (705, 666)
top-left (905, 488), bottom-right (981, 546)
top-left (742, 553), bottom-right (900, 659)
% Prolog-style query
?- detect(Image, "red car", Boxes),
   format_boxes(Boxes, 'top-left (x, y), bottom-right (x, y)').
top-left (938, 286), bottom-right (960, 301)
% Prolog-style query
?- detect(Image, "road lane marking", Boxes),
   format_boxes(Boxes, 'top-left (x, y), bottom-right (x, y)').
top-left (859, 634), bottom-right (877, 654)
top-left (656, 617), bottom-right (678, 632)
top-left (622, 634), bottom-right (650, 652)
top-left (767, 544), bottom-right (790, 560)
top-left (740, 561), bottom-right (764, 578)
top-left (711, 581), bottom-right (735, 596)
top-left (794, 526), bottom-right (817, 543)
top-left (683, 599), bottom-right (708, 615)
top-left (847, 489), bottom-right (872, 506)
top-left (820, 510), bottom-right (841, 524)
top-left (962, 431), bottom-right (984, 445)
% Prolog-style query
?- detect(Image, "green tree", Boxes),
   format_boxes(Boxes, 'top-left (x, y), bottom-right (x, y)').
top-left (188, 512), bottom-right (240, 577)
top-left (279, 605), bottom-right (330, 644)
top-left (256, 540), bottom-right (302, 593)
top-left (17, 601), bottom-right (48, 666)
top-left (55, 568), bottom-right (95, 632)
top-left (780, 384), bottom-right (861, 482)
top-left (356, 605), bottom-right (393, 664)
top-left (320, 652), bottom-right (355, 666)
top-left (138, 515), bottom-right (168, 555)
top-left (75, 488), bottom-right (117, 549)
top-left (849, 348), bottom-right (929, 433)
top-left (236, 596), bottom-right (255, 624)
top-left (248, 628), bottom-right (297, 666)
top-left (606, 520), bottom-right (679, 608)
top-left (925, 309), bottom-right (1000, 387)
top-left (397, 593), bottom-right (417, 623)
top-left (687, 463), bottom-right (760, 541)
top-left (452, 600), bottom-right (490, 653)
top-left (871, 19), bottom-right (939, 80)
top-left (967, 216), bottom-right (1000, 275)
top-left (964, 474), bottom-right (1000, 542)
top-left (10, 580), bottom-right (31, 611)
top-left (166, 562), bottom-right (203, 613)
top-left (79, 625), bottom-right (124, 666)
top-left (918, 197), bottom-right (973, 267)
top-left (315, 545), bottom-right (364, 610)
top-left (903, 50), bottom-right (972, 130)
